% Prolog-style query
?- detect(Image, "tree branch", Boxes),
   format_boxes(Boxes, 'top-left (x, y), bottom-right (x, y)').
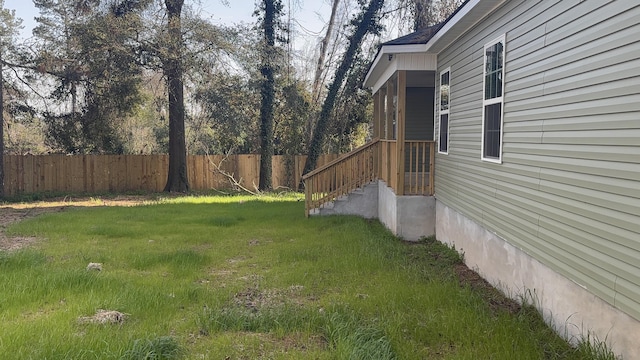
top-left (205, 148), bottom-right (261, 196)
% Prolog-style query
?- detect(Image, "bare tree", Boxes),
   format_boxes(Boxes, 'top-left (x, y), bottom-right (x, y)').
top-left (302, 0), bottom-right (386, 178)
top-left (396, 0), bottom-right (462, 31)
top-left (411, 0), bottom-right (432, 30)
top-left (311, 0), bottom-right (340, 103)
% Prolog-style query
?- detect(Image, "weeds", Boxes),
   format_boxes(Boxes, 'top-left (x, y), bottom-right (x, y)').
top-left (121, 336), bottom-right (184, 360)
top-left (199, 302), bottom-right (395, 360)
top-left (0, 195), bottom-right (621, 359)
top-left (0, 249), bottom-right (47, 269)
top-left (575, 333), bottom-right (618, 360)
top-left (323, 310), bottom-right (395, 360)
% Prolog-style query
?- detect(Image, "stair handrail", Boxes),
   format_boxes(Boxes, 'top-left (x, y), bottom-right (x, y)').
top-left (302, 138), bottom-right (381, 180)
top-left (303, 138), bottom-right (381, 217)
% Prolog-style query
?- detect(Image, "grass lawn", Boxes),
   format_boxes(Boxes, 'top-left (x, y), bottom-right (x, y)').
top-left (0, 194), bottom-right (615, 359)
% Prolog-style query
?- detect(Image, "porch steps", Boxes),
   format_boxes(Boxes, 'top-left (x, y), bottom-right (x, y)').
top-left (308, 181), bottom-right (378, 218)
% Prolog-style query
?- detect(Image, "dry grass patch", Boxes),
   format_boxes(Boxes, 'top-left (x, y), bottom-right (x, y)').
top-left (233, 285), bottom-right (308, 311)
top-left (0, 195), bottom-right (155, 252)
top-left (78, 309), bottom-right (129, 325)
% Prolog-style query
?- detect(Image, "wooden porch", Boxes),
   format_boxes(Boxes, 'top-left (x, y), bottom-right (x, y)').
top-left (303, 70), bottom-right (436, 216)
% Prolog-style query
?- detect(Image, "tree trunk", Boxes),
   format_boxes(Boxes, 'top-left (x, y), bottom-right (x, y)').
top-left (163, 0), bottom-right (189, 193)
top-left (311, 0), bottom-right (340, 104)
top-left (307, 0), bottom-right (340, 145)
top-left (258, 0), bottom-right (278, 191)
top-left (0, 56), bottom-right (4, 199)
top-left (413, 0), bottom-right (433, 30)
top-left (302, 0), bottom-right (385, 179)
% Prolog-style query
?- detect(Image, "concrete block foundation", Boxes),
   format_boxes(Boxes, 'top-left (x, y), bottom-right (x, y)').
top-left (310, 182), bottom-right (639, 358)
top-left (378, 181), bottom-right (435, 241)
top-left (436, 201), bottom-right (639, 360)
top-left (310, 180), bottom-right (435, 241)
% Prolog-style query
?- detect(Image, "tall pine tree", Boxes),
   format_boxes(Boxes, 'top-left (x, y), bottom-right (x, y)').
top-left (257, 0), bottom-right (284, 191)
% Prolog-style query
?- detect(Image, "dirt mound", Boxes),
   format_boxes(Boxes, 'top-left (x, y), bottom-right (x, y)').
top-left (78, 309), bottom-right (128, 325)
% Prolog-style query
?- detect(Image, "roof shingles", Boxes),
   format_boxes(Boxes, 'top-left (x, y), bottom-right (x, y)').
top-left (381, 23), bottom-right (443, 46)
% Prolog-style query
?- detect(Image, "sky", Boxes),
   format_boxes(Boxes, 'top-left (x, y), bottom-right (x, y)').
top-left (3, 0), bottom-right (333, 46)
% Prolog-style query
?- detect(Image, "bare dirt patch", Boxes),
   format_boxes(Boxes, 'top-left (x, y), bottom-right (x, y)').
top-left (0, 196), bottom-right (155, 252)
top-left (233, 285), bottom-right (307, 311)
top-left (454, 263), bottom-right (522, 315)
top-left (0, 207), bottom-right (60, 251)
top-left (404, 239), bottom-right (522, 316)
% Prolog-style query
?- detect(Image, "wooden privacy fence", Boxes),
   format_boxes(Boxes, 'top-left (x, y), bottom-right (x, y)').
top-left (2, 154), bottom-right (339, 197)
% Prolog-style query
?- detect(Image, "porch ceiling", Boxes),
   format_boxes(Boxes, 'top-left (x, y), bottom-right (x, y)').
top-left (366, 53), bottom-right (437, 93)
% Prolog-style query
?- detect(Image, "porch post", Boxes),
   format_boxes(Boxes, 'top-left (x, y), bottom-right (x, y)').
top-left (385, 79), bottom-right (394, 187)
top-left (373, 90), bottom-right (381, 139)
top-left (385, 80), bottom-right (394, 140)
top-left (374, 88), bottom-right (385, 180)
top-left (396, 71), bottom-right (406, 196)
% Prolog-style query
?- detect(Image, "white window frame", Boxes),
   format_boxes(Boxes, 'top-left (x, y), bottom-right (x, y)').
top-left (438, 67), bottom-right (451, 155)
top-left (481, 34), bottom-right (506, 163)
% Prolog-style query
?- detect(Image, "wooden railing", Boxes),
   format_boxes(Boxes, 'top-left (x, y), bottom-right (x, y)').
top-left (405, 141), bottom-right (435, 196)
top-left (303, 139), bottom-right (435, 216)
top-left (379, 140), bottom-right (397, 191)
top-left (303, 139), bottom-right (380, 217)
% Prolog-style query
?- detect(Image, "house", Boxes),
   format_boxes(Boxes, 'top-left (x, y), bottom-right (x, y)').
top-left (303, 0), bottom-right (640, 358)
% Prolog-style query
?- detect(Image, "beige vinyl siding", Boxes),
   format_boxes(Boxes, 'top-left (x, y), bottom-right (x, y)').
top-left (434, 0), bottom-right (640, 320)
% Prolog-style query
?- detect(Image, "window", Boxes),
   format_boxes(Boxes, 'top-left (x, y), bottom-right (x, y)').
top-left (482, 35), bottom-right (505, 162)
top-left (438, 68), bottom-right (450, 154)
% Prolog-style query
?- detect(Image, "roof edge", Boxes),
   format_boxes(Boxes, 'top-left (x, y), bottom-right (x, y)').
top-left (364, 44), bottom-right (430, 89)
top-left (364, 0), bottom-right (506, 89)
top-left (364, 0), bottom-right (478, 88)
top-left (424, 0), bottom-right (506, 52)
top-left (423, 0), bottom-right (481, 51)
